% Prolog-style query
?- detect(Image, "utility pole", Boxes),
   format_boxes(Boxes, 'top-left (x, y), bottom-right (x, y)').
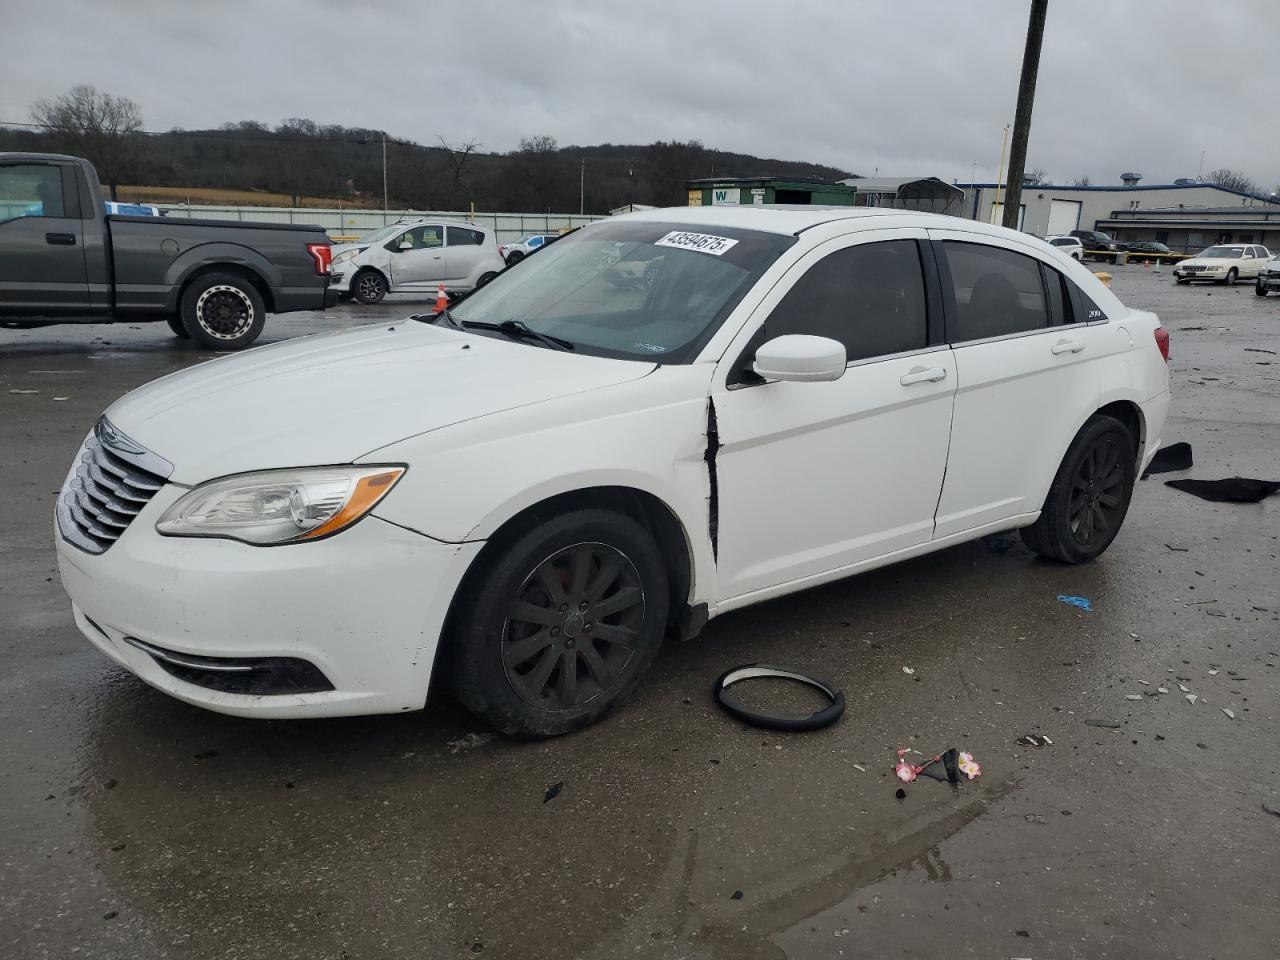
top-left (579, 157), bottom-right (586, 215)
top-left (382, 133), bottom-right (388, 211)
top-left (1002, 0), bottom-right (1048, 231)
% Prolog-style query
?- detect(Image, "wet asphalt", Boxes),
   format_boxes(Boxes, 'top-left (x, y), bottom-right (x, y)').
top-left (2, 269), bottom-right (1278, 959)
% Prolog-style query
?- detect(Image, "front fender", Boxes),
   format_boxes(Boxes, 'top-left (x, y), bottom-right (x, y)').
top-left (163, 242), bottom-right (281, 312)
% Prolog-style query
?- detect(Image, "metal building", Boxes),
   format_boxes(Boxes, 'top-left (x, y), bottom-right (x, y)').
top-left (837, 176), bottom-right (965, 215)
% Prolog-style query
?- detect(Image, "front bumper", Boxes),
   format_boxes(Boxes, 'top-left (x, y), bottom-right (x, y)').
top-left (56, 484), bottom-right (482, 718)
top-left (1173, 267), bottom-right (1223, 279)
top-left (328, 270), bottom-right (354, 294)
top-left (1259, 273), bottom-right (1280, 290)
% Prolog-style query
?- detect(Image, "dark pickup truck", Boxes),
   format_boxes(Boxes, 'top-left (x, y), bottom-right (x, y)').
top-left (0, 153), bottom-right (336, 349)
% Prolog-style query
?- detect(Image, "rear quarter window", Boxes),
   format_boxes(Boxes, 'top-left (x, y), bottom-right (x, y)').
top-left (941, 241), bottom-right (1048, 342)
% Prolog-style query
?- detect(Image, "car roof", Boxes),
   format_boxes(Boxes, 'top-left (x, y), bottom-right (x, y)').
top-left (395, 217), bottom-right (487, 230)
top-left (614, 204), bottom-right (997, 238)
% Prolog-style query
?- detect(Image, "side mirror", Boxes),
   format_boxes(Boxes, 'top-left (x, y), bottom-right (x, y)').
top-left (753, 334), bottom-right (846, 383)
top-left (397, 240), bottom-right (414, 251)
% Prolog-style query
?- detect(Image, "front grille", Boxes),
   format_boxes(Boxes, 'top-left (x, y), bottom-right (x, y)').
top-left (1183, 266), bottom-right (1206, 273)
top-left (57, 418), bottom-right (172, 554)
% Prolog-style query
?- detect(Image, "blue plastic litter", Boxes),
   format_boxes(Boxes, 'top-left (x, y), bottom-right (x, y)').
top-left (1057, 594), bottom-right (1093, 612)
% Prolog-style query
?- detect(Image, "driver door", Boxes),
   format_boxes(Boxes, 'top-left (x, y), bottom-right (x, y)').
top-left (711, 230), bottom-right (957, 603)
top-left (387, 224), bottom-right (446, 290)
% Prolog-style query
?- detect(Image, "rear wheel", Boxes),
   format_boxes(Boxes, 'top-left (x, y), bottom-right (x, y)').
top-left (353, 269), bottom-right (388, 304)
top-left (1020, 415), bottom-right (1136, 564)
top-left (476, 271), bottom-right (498, 289)
top-left (165, 315), bottom-right (190, 338)
top-left (505, 251), bottom-right (524, 266)
top-left (180, 273), bottom-right (266, 350)
top-left (1257, 280), bottom-right (1269, 297)
top-left (447, 508), bottom-right (669, 738)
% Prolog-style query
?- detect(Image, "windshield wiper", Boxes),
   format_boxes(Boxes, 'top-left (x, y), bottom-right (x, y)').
top-left (458, 318), bottom-right (574, 351)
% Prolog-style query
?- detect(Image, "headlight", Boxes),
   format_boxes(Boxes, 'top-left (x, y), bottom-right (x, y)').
top-left (332, 249), bottom-right (359, 266)
top-left (156, 466), bottom-right (405, 545)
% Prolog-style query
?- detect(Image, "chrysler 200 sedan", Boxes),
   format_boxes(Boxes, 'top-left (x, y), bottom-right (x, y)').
top-left (55, 206), bottom-right (1171, 737)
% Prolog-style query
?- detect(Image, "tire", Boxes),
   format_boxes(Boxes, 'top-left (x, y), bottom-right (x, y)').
top-left (447, 508), bottom-right (670, 738)
top-left (179, 272), bottom-right (266, 350)
top-left (476, 271), bottom-right (498, 289)
top-left (505, 251), bottom-right (524, 266)
top-left (165, 315), bottom-right (190, 338)
top-left (1257, 281), bottom-right (1269, 297)
top-left (1224, 267), bottom-right (1238, 285)
top-left (353, 269), bottom-right (388, 304)
top-left (1020, 414), bottom-right (1137, 564)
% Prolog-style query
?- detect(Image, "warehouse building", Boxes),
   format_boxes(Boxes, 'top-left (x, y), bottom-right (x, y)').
top-left (1098, 206), bottom-right (1280, 254)
top-left (956, 179), bottom-right (1279, 247)
top-left (686, 177), bottom-right (857, 207)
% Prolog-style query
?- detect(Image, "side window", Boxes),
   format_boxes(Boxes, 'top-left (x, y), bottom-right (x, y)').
top-left (1042, 265), bottom-right (1081, 325)
top-left (942, 241), bottom-right (1047, 342)
top-left (447, 226), bottom-right (483, 246)
top-left (760, 239), bottom-right (928, 363)
top-left (529, 236), bottom-right (544, 248)
top-left (0, 163), bottom-right (66, 221)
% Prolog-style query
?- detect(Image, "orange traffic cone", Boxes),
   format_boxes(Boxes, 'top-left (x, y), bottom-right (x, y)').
top-left (434, 283), bottom-right (448, 313)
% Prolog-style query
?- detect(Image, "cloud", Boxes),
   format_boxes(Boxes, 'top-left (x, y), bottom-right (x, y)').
top-left (2, 0), bottom-right (1276, 188)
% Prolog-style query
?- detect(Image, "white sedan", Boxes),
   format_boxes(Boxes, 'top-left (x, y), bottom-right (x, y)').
top-left (1173, 243), bottom-right (1272, 284)
top-left (56, 206), bottom-right (1171, 737)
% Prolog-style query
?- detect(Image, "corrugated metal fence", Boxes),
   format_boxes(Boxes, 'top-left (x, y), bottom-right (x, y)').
top-left (152, 204), bottom-right (603, 243)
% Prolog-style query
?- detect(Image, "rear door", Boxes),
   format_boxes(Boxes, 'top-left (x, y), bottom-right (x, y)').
top-left (1246, 246), bottom-right (1268, 277)
top-left (444, 225), bottom-right (486, 284)
top-left (386, 224), bottom-right (446, 289)
top-left (712, 230), bottom-right (957, 600)
top-left (927, 229), bottom-right (1107, 537)
top-left (0, 160), bottom-right (91, 315)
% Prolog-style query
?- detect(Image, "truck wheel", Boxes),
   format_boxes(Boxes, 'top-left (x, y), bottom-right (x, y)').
top-left (180, 273), bottom-right (266, 350)
top-left (166, 315), bottom-right (190, 338)
top-left (353, 269), bottom-right (387, 304)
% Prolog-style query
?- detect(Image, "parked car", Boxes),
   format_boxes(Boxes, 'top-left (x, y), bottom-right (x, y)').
top-left (1046, 235), bottom-right (1084, 260)
top-left (55, 206), bottom-right (1170, 737)
top-left (1255, 253), bottom-right (1280, 296)
top-left (503, 233), bottom-right (558, 265)
top-left (1069, 229), bottom-right (1122, 263)
top-left (1125, 241), bottom-right (1189, 264)
top-left (0, 153), bottom-right (335, 349)
top-left (1173, 244), bottom-right (1273, 284)
top-left (328, 218), bottom-right (506, 304)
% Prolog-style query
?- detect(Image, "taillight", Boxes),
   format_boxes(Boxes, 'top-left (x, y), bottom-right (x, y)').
top-left (1154, 326), bottom-right (1170, 362)
top-left (307, 242), bottom-right (332, 275)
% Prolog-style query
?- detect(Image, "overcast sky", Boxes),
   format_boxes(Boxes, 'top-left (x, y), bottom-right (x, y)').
top-left (3, 0), bottom-right (1277, 189)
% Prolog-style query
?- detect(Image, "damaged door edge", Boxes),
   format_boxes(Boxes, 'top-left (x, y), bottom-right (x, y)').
top-left (705, 396), bottom-right (721, 563)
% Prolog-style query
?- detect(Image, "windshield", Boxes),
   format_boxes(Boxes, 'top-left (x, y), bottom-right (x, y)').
top-left (1200, 246), bottom-right (1245, 258)
top-left (446, 221), bottom-right (795, 362)
top-left (358, 223), bottom-right (408, 245)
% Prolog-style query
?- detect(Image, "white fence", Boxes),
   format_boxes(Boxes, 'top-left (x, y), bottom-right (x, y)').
top-left (152, 204), bottom-right (603, 243)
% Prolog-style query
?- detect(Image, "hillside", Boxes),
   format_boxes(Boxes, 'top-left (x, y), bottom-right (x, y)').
top-left (0, 122), bottom-right (855, 213)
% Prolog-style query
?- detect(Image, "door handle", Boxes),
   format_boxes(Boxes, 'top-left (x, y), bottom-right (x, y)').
top-left (1050, 338), bottom-right (1085, 355)
top-left (46, 232), bottom-right (77, 246)
top-left (899, 366), bottom-right (948, 386)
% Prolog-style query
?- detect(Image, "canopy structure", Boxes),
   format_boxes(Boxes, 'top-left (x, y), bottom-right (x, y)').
top-left (840, 177), bottom-right (965, 215)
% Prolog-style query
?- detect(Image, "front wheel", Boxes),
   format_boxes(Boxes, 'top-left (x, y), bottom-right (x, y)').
top-left (1020, 414), bottom-right (1137, 564)
top-left (1257, 281), bottom-right (1269, 297)
top-left (1220, 268), bottom-right (1238, 285)
top-left (353, 269), bottom-right (388, 304)
top-left (447, 508), bottom-right (670, 738)
top-left (505, 251), bottom-right (524, 266)
top-left (476, 271), bottom-right (498, 289)
top-left (180, 273), bottom-right (266, 350)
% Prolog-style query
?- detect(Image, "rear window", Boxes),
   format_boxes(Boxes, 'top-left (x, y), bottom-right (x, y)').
top-left (447, 226), bottom-right (484, 246)
top-left (941, 241), bottom-right (1048, 342)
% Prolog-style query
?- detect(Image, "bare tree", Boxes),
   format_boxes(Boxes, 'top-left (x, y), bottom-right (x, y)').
top-left (30, 85), bottom-right (143, 200)
top-left (1071, 175), bottom-right (1092, 187)
top-left (516, 135), bottom-right (562, 211)
top-left (435, 136), bottom-right (480, 209)
top-left (1024, 166), bottom-right (1048, 185)
top-left (1206, 167), bottom-right (1258, 195)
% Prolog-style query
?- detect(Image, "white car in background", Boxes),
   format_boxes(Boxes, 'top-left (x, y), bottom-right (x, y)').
top-left (329, 218), bottom-right (506, 304)
top-left (1046, 235), bottom-right (1084, 260)
top-left (56, 206), bottom-right (1170, 737)
top-left (1173, 243), bottom-right (1272, 285)
top-left (503, 233), bottom-right (558, 265)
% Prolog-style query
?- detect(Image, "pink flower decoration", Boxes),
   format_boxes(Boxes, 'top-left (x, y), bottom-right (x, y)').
top-left (894, 761), bottom-right (918, 783)
top-left (958, 751), bottom-right (982, 779)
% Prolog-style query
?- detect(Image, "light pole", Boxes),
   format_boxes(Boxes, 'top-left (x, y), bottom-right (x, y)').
top-left (382, 133), bottom-right (388, 211)
top-left (579, 157), bottom-right (585, 216)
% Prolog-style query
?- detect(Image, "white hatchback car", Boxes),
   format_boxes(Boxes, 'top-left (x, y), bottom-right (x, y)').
top-left (56, 206), bottom-right (1171, 737)
top-left (1046, 235), bottom-right (1084, 260)
top-left (1173, 243), bottom-right (1272, 284)
top-left (329, 218), bottom-right (506, 304)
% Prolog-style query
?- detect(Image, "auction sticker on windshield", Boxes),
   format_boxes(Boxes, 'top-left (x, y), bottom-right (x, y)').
top-left (654, 231), bottom-right (739, 256)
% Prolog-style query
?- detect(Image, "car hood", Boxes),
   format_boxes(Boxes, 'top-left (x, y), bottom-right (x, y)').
top-left (105, 322), bottom-right (657, 484)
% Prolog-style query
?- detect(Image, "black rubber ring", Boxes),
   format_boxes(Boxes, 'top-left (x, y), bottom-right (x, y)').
top-left (714, 663), bottom-right (846, 732)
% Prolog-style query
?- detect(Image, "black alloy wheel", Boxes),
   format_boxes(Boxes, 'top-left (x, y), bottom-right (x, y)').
top-left (354, 270), bottom-right (388, 304)
top-left (1066, 437), bottom-right (1127, 549)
